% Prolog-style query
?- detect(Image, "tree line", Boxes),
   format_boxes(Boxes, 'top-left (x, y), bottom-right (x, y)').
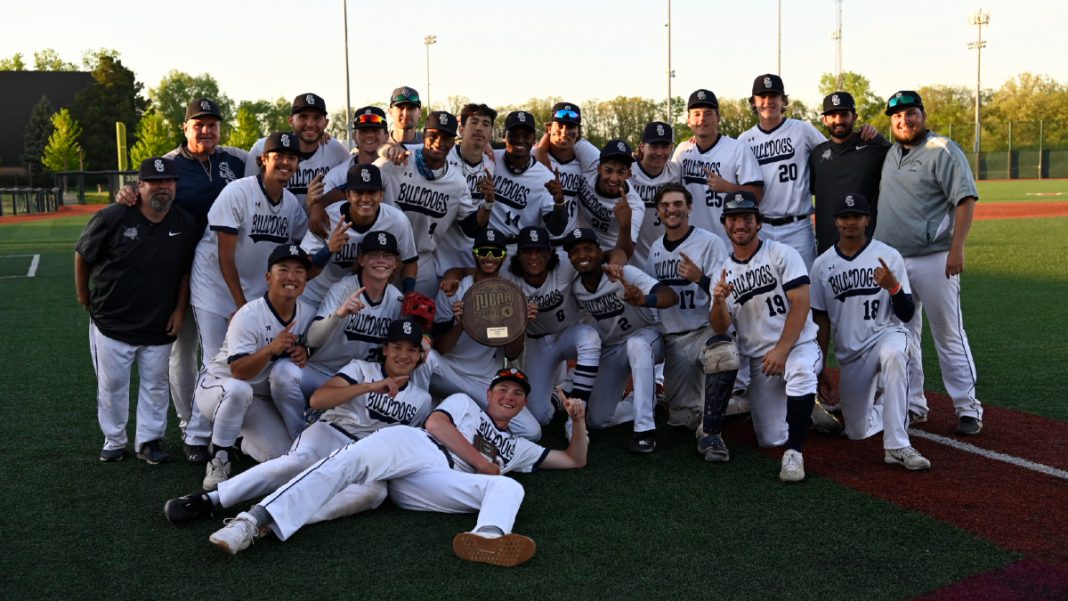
top-left (5, 47), bottom-right (1068, 184)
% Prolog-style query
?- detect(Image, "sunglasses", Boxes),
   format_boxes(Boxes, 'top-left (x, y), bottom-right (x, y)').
top-left (355, 113), bottom-right (386, 125)
top-left (553, 109), bottom-right (580, 121)
top-left (495, 368), bottom-right (527, 380)
top-left (887, 95), bottom-right (919, 109)
top-left (724, 197), bottom-right (757, 211)
top-left (392, 92), bottom-right (421, 105)
top-left (473, 247), bottom-right (506, 259)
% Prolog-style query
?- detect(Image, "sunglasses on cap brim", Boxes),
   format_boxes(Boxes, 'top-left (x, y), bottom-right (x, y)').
top-left (887, 95), bottom-right (920, 110)
top-left (552, 109), bottom-right (580, 121)
top-left (473, 247), bottom-right (506, 259)
top-left (355, 113), bottom-right (386, 125)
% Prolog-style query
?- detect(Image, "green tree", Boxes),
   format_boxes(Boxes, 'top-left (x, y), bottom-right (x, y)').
top-left (591, 96), bottom-right (663, 147)
top-left (984, 73), bottom-right (1068, 150)
top-left (42, 109), bottom-right (85, 172)
top-left (149, 70), bottom-right (235, 142)
top-left (0, 52), bottom-right (26, 70)
top-left (21, 95), bottom-right (55, 184)
top-left (717, 98), bottom-right (758, 138)
top-left (228, 105), bottom-right (265, 150)
top-left (33, 49), bottom-right (77, 71)
top-left (817, 71), bottom-right (883, 125)
top-left (129, 112), bottom-right (174, 165)
top-left (914, 85), bottom-right (975, 148)
top-left (70, 49), bottom-right (148, 169)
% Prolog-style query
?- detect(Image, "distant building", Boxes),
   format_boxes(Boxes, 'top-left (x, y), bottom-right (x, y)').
top-left (0, 71), bottom-right (93, 177)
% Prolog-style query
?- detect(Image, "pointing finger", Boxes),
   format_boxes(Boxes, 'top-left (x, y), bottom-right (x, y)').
top-left (679, 251), bottom-right (695, 265)
top-left (877, 257), bottom-right (890, 270)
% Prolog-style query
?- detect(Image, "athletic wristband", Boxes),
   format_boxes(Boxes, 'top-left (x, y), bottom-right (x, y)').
top-left (644, 294), bottom-right (658, 308)
top-left (402, 277), bottom-right (416, 293)
top-left (889, 282), bottom-right (902, 295)
top-left (698, 275), bottom-right (712, 294)
top-left (312, 246), bottom-right (332, 268)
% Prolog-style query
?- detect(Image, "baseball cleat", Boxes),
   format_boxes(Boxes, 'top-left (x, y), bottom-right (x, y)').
top-left (99, 447), bottom-right (126, 462)
top-left (725, 389), bottom-right (750, 417)
top-left (203, 455), bottom-right (232, 491)
top-left (697, 434), bottom-right (730, 463)
top-left (779, 449), bottom-right (805, 483)
top-left (164, 491), bottom-right (214, 526)
top-left (183, 444), bottom-right (210, 465)
top-left (810, 400), bottom-right (844, 436)
top-left (137, 440), bottom-right (170, 465)
top-left (884, 447), bottom-right (932, 471)
top-left (209, 512), bottom-right (261, 555)
top-left (452, 532), bottom-right (536, 567)
top-left (956, 416), bottom-right (983, 436)
top-left (907, 411), bottom-right (927, 426)
top-left (628, 430), bottom-right (656, 454)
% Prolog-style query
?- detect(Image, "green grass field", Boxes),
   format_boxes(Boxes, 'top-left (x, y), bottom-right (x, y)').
top-left (0, 204), bottom-right (1063, 599)
top-left (976, 178), bottom-right (1068, 202)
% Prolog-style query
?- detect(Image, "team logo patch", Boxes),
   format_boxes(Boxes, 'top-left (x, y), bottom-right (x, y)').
top-left (564, 105), bottom-right (572, 110)
top-left (617, 141), bottom-right (626, 152)
top-left (697, 91), bottom-right (706, 100)
top-left (377, 233), bottom-right (387, 245)
top-left (306, 94), bottom-right (315, 105)
top-left (529, 229), bottom-right (539, 242)
top-left (153, 159), bottom-right (164, 172)
top-left (361, 169), bottom-right (371, 182)
top-left (656, 124), bottom-right (665, 136)
top-left (822, 149), bottom-right (832, 160)
top-left (123, 226), bottom-right (138, 240)
top-left (487, 230), bottom-right (496, 241)
top-left (832, 94), bottom-right (841, 106)
top-left (281, 134), bottom-right (291, 148)
top-left (289, 245), bottom-right (299, 255)
top-left (517, 112), bottom-right (527, 122)
top-left (438, 113), bottom-right (448, 125)
top-left (200, 100), bottom-right (211, 111)
top-left (402, 321), bottom-right (413, 335)
top-left (845, 195), bottom-right (855, 207)
top-left (573, 230), bottom-right (582, 239)
top-left (763, 77), bottom-right (772, 89)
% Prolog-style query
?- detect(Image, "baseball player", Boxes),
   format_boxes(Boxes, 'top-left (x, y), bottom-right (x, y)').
top-left (486, 111), bottom-right (570, 243)
top-left (673, 89), bottom-right (764, 244)
top-left (300, 163), bottom-right (418, 308)
top-left (431, 228), bottom-right (540, 439)
top-left (437, 103), bottom-right (498, 275)
top-left (376, 110), bottom-right (482, 297)
top-left (645, 183), bottom-right (729, 430)
top-left (810, 193), bottom-right (931, 470)
top-left (189, 132), bottom-right (309, 365)
top-left (575, 139), bottom-right (645, 261)
top-left (164, 317), bottom-right (433, 527)
top-left (387, 85), bottom-right (422, 146)
top-left (874, 91), bottom-right (983, 435)
top-left (630, 121), bottom-right (681, 268)
top-left (302, 231), bottom-right (405, 399)
top-left (709, 193), bottom-right (823, 482)
top-left (244, 93), bottom-right (350, 206)
top-left (205, 369), bottom-right (588, 568)
top-left (75, 157), bottom-right (197, 463)
top-left (532, 102), bottom-right (600, 245)
top-left (566, 228), bottom-right (677, 453)
top-left (195, 244), bottom-right (316, 491)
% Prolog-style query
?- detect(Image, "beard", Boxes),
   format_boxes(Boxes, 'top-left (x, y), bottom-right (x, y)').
top-left (149, 193), bottom-right (173, 212)
top-left (893, 127), bottom-right (927, 146)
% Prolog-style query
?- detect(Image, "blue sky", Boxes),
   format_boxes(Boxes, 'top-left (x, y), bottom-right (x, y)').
top-left (2, 0), bottom-right (1063, 112)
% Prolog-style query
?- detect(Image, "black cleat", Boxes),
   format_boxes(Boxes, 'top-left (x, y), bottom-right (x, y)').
top-left (137, 440), bottom-right (171, 465)
top-left (163, 491), bottom-right (215, 526)
top-left (184, 444), bottom-right (210, 465)
top-left (628, 430), bottom-right (656, 454)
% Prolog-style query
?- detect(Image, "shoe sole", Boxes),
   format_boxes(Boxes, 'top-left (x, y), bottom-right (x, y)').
top-left (779, 472), bottom-right (805, 483)
top-left (209, 533), bottom-right (246, 556)
top-left (452, 532), bottom-right (536, 567)
top-left (884, 455), bottom-right (931, 471)
top-left (956, 422), bottom-right (983, 435)
top-left (702, 449), bottom-right (730, 463)
top-left (99, 453), bottom-right (125, 463)
top-left (137, 453), bottom-right (170, 465)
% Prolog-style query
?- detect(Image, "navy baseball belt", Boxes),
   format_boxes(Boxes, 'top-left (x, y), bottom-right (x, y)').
top-left (763, 214), bottom-right (810, 226)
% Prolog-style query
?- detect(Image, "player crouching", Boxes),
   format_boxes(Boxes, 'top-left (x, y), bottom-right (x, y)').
top-left (810, 194), bottom-right (930, 470)
top-left (205, 369), bottom-right (588, 567)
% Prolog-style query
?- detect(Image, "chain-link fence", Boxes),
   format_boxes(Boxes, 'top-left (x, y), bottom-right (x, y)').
top-left (935, 120), bottom-right (1067, 179)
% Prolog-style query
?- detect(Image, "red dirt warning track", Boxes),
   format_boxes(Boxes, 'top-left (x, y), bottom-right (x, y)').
top-left (974, 201), bottom-right (1068, 220)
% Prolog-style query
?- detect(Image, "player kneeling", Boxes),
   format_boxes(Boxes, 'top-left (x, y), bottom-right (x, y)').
top-left (206, 369), bottom-right (588, 567)
top-left (810, 194), bottom-right (930, 470)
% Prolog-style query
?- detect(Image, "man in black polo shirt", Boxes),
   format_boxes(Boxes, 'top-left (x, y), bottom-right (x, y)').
top-left (809, 91), bottom-right (891, 254)
top-left (76, 157), bottom-right (198, 464)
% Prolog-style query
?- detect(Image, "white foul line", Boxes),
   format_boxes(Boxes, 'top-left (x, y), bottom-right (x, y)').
top-left (0, 254), bottom-right (40, 279)
top-left (27, 254), bottom-right (39, 277)
top-left (909, 428), bottom-right (1068, 480)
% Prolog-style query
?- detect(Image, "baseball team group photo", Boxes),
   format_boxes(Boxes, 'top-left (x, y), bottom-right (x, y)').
top-left (3, 2), bottom-right (1067, 599)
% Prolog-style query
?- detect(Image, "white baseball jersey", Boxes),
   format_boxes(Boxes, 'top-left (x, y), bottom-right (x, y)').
top-left (308, 275), bottom-right (404, 373)
top-left (810, 240), bottom-right (911, 363)
top-left (321, 156), bottom-right (357, 198)
top-left (437, 146), bottom-right (497, 273)
top-left (203, 296), bottom-right (315, 384)
top-left (326, 360), bottom-right (433, 435)
top-left (572, 266), bottom-right (659, 347)
top-left (375, 155), bottom-right (474, 255)
top-left (646, 226), bottom-right (728, 334)
top-left (740, 119), bottom-right (825, 217)
top-left (190, 176), bottom-right (309, 316)
top-left (546, 139), bottom-right (600, 243)
top-left (299, 202), bottom-right (417, 306)
top-left (720, 239), bottom-right (819, 357)
top-left (672, 136), bottom-right (763, 240)
top-left (488, 149), bottom-right (558, 239)
top-left (245, 137), bottom-right (350, 204)
top-left (434, 275), bottom-right (507, 374)
top-left (433, 393), bottom-right (549, 474)
top-left (575, 174), bottom-right (645, 251)
top-left (629, 161), bottom-right (681, 266)
top-left (501, 261), bottom-right (582, 337)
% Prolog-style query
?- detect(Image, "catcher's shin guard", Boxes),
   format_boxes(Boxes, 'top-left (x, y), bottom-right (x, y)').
top-left (701, 335), bottom-right (740, 437)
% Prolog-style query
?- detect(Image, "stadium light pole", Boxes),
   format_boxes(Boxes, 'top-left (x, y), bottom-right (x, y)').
top-left (968, 9), bottom-right (990, 176)
top-left (666, 0), bottom-right (674, 139)
top-left (777, 0), bottom-right (782, 74)
top-left (343, 0), bottom-right (352, 148)
top-left (424, 35), bottom-right (437, 113)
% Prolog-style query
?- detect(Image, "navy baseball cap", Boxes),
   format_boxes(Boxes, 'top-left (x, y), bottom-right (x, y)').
top-left (834, 193), bottom-right (871, 216)
top-left (390, 86), bottom-right (421, 107)
top-left (138, 157), bottom-right (179, 181)
top-left (474, 228), bottom-right (507, 250)
top-left (562, 227), bottom-right (599, 252)
top-left (885, 91), bottom-right (924, 116)
top-left (642, 121), bottom-right (673, 144)
top-left (600, 139), bottom-right (634, 165)
top-left (491, 368), bottom-right (531, 395)
top-left (504, 111), bottom-right (536, 132)
top-left (516, 226), bottom-right (551, 249)
top-left (688, 89), bottom-right (719, 109)
top-left (425, 111), bottom-right (459, 136)
top-left (752, 74), bottom-right (786, 96)
top-left (347, 163), bottom-right (385, 191)
top-left (263, 132), bottom-right (300, 155)
top-left (551, 102), bottom-right (581, 125)
top-left (821, 91), bottom-right (856, 115)
top-left (353, 106), bottom-right (388, 129)
top-left (292, 93), bottom-right (327, 115)
top-left (385, 318), bottom-right (424, 346)
top-left (359, 231), bottom-right (400, 254)
top-left (721, 191), bottom-right (761, 217)
top-left (185, 97), bottom-right (222, 120)
top-left (268, 244), bottom-right (312, 270)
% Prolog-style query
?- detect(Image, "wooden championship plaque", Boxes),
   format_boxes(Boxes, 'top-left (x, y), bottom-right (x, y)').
top-left (461, 277), bottom-right (528, 346)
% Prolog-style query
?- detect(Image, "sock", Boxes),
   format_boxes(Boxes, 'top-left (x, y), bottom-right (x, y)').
top-left (786, 393), bottom-right (816, 451)
top-left (475, 525), bottom-right (504, 538)
top-left (247, 504), bottom-right (271, 528)
top-left (571, 363), bottom-right (599, 401)
top-left (206, 490), bottom-right (221, 506)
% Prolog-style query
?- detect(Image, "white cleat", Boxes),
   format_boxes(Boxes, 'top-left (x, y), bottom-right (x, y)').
top-left (202, 455), bottom-right (231, 491)
top-left (779, 449), bottom-right (806, 483)
top-left (208, 512), bottom-right (260, 555)
top-left (884, 446), bottom-right (932, 471)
